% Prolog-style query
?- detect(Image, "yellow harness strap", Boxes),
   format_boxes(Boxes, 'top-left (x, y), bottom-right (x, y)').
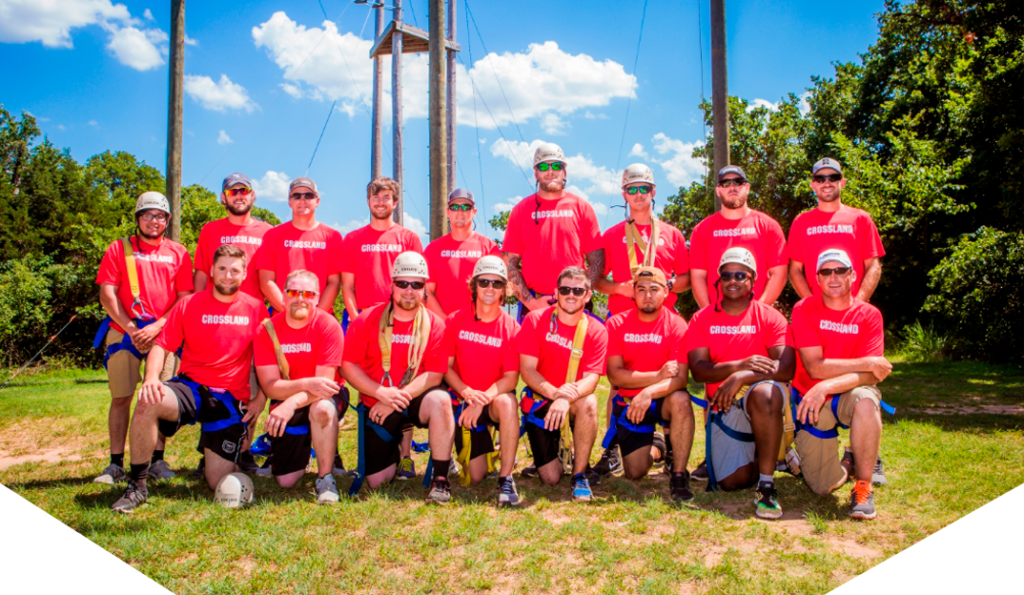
top-left (734, 383), bottom-right (796, 463)
top-left (558, 310), bottom-right (589, 474)
top-left (121, 237), bottom-right (142, 304)
top-left (262, 319), bottom-right (290, 380)
top-left (378, 303), bottom-right (431, 388)
top-left (625, 220), bottom-right (660, 274)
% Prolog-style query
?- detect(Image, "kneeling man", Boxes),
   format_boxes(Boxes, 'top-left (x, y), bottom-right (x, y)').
top-left (255, 270), bottom-right (347, 504)
top-left (112, 245), bottom-right (268, 512)
top-left (686, 248), bottom-right (794, 519)
top-left (792, 249), bottom-right (891, 520)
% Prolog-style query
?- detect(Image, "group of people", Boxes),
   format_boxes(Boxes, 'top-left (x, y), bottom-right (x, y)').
top-left (94, 142), bottom-right (891, 521)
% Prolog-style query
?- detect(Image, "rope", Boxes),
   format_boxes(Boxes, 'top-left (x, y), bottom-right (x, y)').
top-left (614, 0), bottom-right (649, 172)
top-left (464, 0), bottom-right (527, 144)
top-left (697, 0), bottom-right (711, 207)
top-left (0, 314), bottom-right (79, 391)
top-left (465, 0), bottom-right (486, 212)
top-left (306, 100), bottom-right (338, 175)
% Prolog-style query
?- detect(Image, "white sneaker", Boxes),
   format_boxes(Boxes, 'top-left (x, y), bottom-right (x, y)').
top-left (94, 463), bottom-right (126, 485)
top-left (315, 474), bottom-right (340, 505)
top-left (149, 460), bottom-right (176, 481)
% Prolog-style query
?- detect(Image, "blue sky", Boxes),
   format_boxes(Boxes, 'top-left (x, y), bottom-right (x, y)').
top-left (1, 0), bottom-right (885, 243)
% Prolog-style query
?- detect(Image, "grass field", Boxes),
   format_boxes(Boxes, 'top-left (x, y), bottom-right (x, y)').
top-left (1, 360), bottom-right (1023, 595)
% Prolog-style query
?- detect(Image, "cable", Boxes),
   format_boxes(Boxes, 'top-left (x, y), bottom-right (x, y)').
top-left (0, 314), bottom-right (78, 391)
top-left (614, 0), bottom-right (649, 172)
top-left (465, 0), bottom-right (486, 212)
top-left (306, 100), bottom-right (337, 175)
top-left (464, 0), bottom-right (527, 144)
top-left (697, 0), bottom-right (710, 205)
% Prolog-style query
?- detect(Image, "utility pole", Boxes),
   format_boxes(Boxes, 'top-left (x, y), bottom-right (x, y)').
top-left (166, 0), bottom-right (185, 241)
top-left (392, 0), bottom-right (404, 225)
top-left (710, 0), bottom-right (729, 212)
top-left (370, 6), bottom-right (384, 179)
top-left (429, 0), bottom-right (447, 240)
top-left (445, 0), bottom-right (457, 213)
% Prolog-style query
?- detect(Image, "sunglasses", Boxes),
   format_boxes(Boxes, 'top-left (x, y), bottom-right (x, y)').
top-left (812, 173), bottom-right (843, 183)
top-left (394, 280), bottom-right (425, 290)
top-left (476, 279), bottom-right (506, 290)
top-left (448, 203), bottom-right (473, 211)
top-left (626, 185), bottom-right (653, 195)
top-left (224, 187), bottom-right (251, 197)
top-left (817, 266), bottom-right (851, 277)
top-left (536, 162), bottom-right (564, 172)
top-left (285, 289), bottom-right (318, 299)
top-left (290, 192), bottom-right (316, 201)
top-left (719, 271), bottom-right (751, 282)
top-left (139, 212), bottom-right (169, 222)
top-left (557, 286), bottom-right (587, 297)
top-left (718, 178), bottom-right (747, 188)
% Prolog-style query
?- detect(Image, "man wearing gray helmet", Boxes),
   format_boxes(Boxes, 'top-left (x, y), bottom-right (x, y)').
top-left (93, 192), bottom-right (194, 485)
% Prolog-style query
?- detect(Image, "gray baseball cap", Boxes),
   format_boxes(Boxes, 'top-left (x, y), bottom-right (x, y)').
top-left (448, 188), bottom-right (475, 205)
top-left (222, 172), bottom-right (252, 191)
top-left (289, 177), bottom-right (319, 196)
top-left (717, 165), bottom-right (747, 183)
top-left (812, 158), bottom-right (843, 175)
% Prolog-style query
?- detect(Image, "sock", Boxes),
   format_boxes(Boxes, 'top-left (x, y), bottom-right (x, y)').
top-left (759, 474), bottom-right (774, 486)
top-left (129, 463), bottom-right (150, 488)
top-left (498, 475), bottom-right (511, 483)
top-left (673, 471), bottom-right (687, 479)
top-left (150, 450), bottom-right (164, 463)
top-left (111, 453), bottom-right (124, 468)
top-left (432, 459), bottom-right (450, 478)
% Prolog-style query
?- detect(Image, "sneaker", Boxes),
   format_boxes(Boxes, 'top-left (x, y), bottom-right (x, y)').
top-left (778, 446), bottom-right (802, 477)
top-left (520, 464), bottom-right (538, 478)
top-left (652, 432), bottom-right (667, 470)
top-left (691, 459), bottom-right (708, 482)
top-left (670, 472), bottom-right (694, 503)
top-left (148, 459), bottom-right (176, 481)
top-left (315, 474), bottom-right (340, 505)
top-left (333, 453), bottom-right (346, 476)
top-left (396, 456), bottom-right (416, 481)
top-left (662, 439), bottom-right (675, 476)
top-left (592, 446), bottom-right (622, 476)
top-left (256, 457), bottom-right (273, 478)
top-left (111, 480), bottom-right (147, 514)
top-left (94, 463), bottom-right (126, 485)
top-left (849, 480), bottom-right (877, 520)
top-left (450, 459), bottom-right (462, 478)
top-left (754, 481), bottom-right (783, 519)
top-left (872, 457), bottom-right (888, 486)
top-left (840, 449), bottom-right (854, 479)
top-left (585, 465), bottom-right (601, 487)
top-left (193, 456), bottom-right (206, 478)
top-left (237, 451), bottom-right (259, 473)
top-left (571, 473), bottom-right (593, 502)
top-left (497, 476), bottom-right (520, 507)
top-left (426, 476), bottom-right (452, 504)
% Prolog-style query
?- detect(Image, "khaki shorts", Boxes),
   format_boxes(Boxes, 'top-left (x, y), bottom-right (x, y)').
top-left (105, 329), bottom-right (179, 399)
top-left (794, 385), bottom-right (882, 495)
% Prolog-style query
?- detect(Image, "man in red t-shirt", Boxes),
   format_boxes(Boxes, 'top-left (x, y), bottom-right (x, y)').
top-left (788, 159), bottom-right (885, 301)
top-left (519, 266), bottom-right (608, 502)
top-left (686, 248), bottom-right (795, 520)
top-left (791, 248), bottom-right (892, 520)
top-left (605, 267), bottom-right (695, 502)
top-left (341, 252), bottom-right (455, 503)
top-left (424, 188), bottom-right (500, 317)
top-left (257, 177), bottom-right (343, 314)
top-left (111, 245), bottom-right (268, 513)
top-left (254, 270), bottom-right (347, 505)
top-left (94, 192), bottom-right (194, 486)
top-left (502, 143), bottom-right (604, 321)
top-left (688, 166), bottom-right (788, 309)
top-left (443, 256), bottom-right (521, 506)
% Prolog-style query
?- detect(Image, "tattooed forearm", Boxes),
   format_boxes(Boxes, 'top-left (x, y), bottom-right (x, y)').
top-left (503, 252), bottom-right (531, 302)
top-left (585, 249), bottom-right (605, 290)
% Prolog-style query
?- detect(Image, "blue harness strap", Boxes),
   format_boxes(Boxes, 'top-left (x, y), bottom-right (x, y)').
top-left (519, 387), bottom-right (547, 432)
top-left (601, 394), bottom-right (658, 449)
top-left (96, 317), bottom-right (156, 369)
top-left (704, 399), bottom-right (755, 492)
top-left (176, 376), bottom-right (244, 433)
top-left (348, 402), bottom-right (405, 496)
top-left (794, 389), bottom-right (896, 440)
top-left (690, 394), bottom-right (710, 409)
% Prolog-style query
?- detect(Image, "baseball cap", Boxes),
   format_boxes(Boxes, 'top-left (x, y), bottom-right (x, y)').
top-left (718, 247), bottom-right (757, 274)
top-left (632, 266), bottom-right (667, 287)
top-left (448, 188), bottom-right (475, 205)
top-left (289, 177), bottom-right (318, 196)
top-left (222, 172), bottom-right (252, 191)
top-left (812, 158), bottom-right (843, 175)
top-left (717, 165), bottom-right (747, 182)
top-left (816, 249), bottom-right (853, 271)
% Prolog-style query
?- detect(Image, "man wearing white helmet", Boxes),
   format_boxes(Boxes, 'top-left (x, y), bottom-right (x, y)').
top-left (342, 252), bottom-right (456, 503)
top-left (685, 247), bottom-right (795, 519)
top-left (442, 255), bottom-right (522, 506)
top-left (93, 191), bottom-right (194, 485)
top-left (423, 188), bottom-right (500, 317)
top-left (502, 143), bottom-right (604, 321)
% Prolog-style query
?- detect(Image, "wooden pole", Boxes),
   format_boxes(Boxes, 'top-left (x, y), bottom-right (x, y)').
top-left (371, 6), bottom-right (384, 179)
top-left (710, 0), bottom-right (729, 212)
top-left (392, 0), bottom-right (404, 225)
top-left (446, 0), bottom-right (457, 202)
top-left (166, 0), bottom-right (185, 241)
top-left (429, 0), bottom-right (447, 240)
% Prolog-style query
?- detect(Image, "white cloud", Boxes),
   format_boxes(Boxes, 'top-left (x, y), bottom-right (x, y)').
top-left (566, 184), bottom-right (610, 216)
top-left (281, 82), bottom-right (303, 98)
top-left (184, 74), bottom-right (257, 113)
top-left (747, 98), bottom-right (780, 113)
top-left (493, 195), bottom-right (522, 213)
top-left (56, 124), bottom-right (66, 131)
top-left (403, 212), bottom-right (429, 244)
top-left (184, 35), bottom-right (197, 47)
top-left (629, 143), bottom-right (650, 159)
top-left (251, 171), bottom-right (291, 202)
top-left (583, 111), bottom-right (609, 120)
top-left (142, 8), bottom-right (153, 21)
top-left (337, 219), bottom-right (369, 235)
top-left (541, 113), bottom-right (569, 135)
top-left (87, 119), bottom-right (98, 126)
top-left (649, 133), bottom-right (706, 188)
top-left (217, 130), bottom-right (232, 145)
top-left (490, 138), bottom-right (620, 196)
top-left (798, 91), bottom-right (812, 116)
top-left (106, 25), bottom-right (166, 71)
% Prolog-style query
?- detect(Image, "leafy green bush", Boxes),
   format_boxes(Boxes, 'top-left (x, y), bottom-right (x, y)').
top-left (0, 258), bottom-right (54, 367)
top-left (896, 321), bottom-right (950, 362)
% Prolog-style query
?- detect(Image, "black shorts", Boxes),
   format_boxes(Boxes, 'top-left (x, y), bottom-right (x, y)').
top-left (611, 397), bottom-right (668, 458)
top-left (363, 385), bottom-right (444, 477)
top-left (269, 389), bottom-right (350, 477)
top-left (162, 379), bottom-right (247, 463)
top-left (523, 398), bottom-right (579, 469)
top-left (453, 401), bottom-right (498, 460)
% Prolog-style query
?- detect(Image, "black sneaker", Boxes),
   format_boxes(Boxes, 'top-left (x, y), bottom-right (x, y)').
top-left (872, 457), bottom-right (888, 486)
top-left (111, 480), bottom-right (148, 514)
top-left (585, 465), bottom-right (602, 486)
top-left (237, 451), bottom-right (259, 473)
top-left (426, 476), bottom-right (452, 504)
top-left (691, 459), bottom-right (708, 482)
top-left (193, 456), bottom-right (206, 478)
top-left (497, 476), bottom-right (520, 507)
top-left (592, 446), bottom-right (615, 476)
top-left (651, 432), bottom-right (667, 470)
top-left (754, 481), bottom-right (783, 520)
top-left (662, 438), bottom-right (675, 476)
top-left (520, 464), bottom-right (538, 478)
top-left (670, 472), bottom-right (693, 503)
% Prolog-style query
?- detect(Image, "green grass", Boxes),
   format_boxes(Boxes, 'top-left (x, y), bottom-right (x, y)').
top-left (1, 362), bottom-right (1022, 594)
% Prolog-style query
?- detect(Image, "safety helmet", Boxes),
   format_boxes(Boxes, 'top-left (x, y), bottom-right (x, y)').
top-left (392, 251), bottom-right (429, 279)
top-left (214, 472), bottom-right (254, 509)
top-left (472, 255), bottom-right (508, 281)
top-left (621, 163), bottom-right (655, 189)
top-left (533, 142), bottom-right (567, 167)
top-left (135, 191), bottom-right (171, 217)
top-left (718, 247), bottom-right (757, 274)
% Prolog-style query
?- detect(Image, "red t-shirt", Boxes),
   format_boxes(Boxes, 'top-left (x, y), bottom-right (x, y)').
top-left (502, 193), bottom-right (603, 296)
top-left (685, 301), bottom-right (790, 399)
top-left (517, 307), bottom-right (608, 387)
top-left (253, 309), bottom-right (344, 382)
top-left (256, 222), bottom-right (344, 310)
top-left (602, 219), bottom-right (690, 315)
top-left (341, 303), bottom-right (447, 408)
top-left (340, 224), bottom-right (424, 310)
top-left (443, 307), bottom-right (520, 398)
top-left (95, 236), bottom-right (194, 334)
top-left (688, 210), bottom-right (788, 302)
top-left (790, 295), bottom-right (884, 394)
top-left (788, 205), bottom-right (885, 296)
top-left (155, 291), bottom-right (268, 401)
top-left (194, 218), bottom-right (274, 299)
top-left (424, 232), bottom-right (500, 315)
top-left (606, 308), bottom-right (689, 398)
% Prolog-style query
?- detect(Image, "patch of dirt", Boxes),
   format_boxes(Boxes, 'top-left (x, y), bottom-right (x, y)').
top-left (915, 404), bottom-right (1024, 416)
top-left (0, 447), bottom-right (82, 471)
top-left (773, 518), bottom-right (881, 559)
top-left (704, 541), bottom-right (758, 567)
